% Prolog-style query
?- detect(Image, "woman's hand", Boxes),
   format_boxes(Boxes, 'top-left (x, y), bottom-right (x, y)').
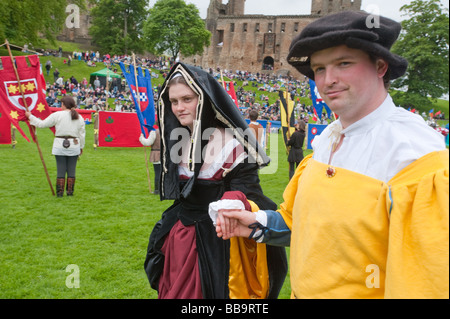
top-left (25, 112), bottom-right (32, 119)
top-left (216, 209), bottom-right (257, 240)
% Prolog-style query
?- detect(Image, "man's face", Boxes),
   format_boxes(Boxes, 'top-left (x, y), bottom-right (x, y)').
top-left (310, 45), bottom-right (388, 127)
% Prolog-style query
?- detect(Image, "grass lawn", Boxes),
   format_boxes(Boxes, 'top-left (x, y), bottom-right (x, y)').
top-left (0, 40), bottom-right (447, 299)
top-left (0, 121), bottom-right (301, 299)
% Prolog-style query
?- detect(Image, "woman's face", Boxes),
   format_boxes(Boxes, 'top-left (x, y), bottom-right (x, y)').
top-left (169, 82), bottom-right (199, 131)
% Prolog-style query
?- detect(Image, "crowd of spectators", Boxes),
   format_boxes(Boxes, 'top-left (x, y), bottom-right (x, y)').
top-left (42, 51), bottom-right (171, 114)
top-left (205, 67), bottom-right (323, 124)
top-left (39, 46), bottom-right (448, 137)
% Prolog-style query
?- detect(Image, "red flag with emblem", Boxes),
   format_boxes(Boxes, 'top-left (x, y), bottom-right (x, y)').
top-left (0, 55), bottom-right (54, 142)
top-left (224, 81), bottom-right (239, 107)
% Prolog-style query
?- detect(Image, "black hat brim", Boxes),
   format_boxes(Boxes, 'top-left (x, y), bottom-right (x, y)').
top-left (288, 33), bottom-right (408, 80)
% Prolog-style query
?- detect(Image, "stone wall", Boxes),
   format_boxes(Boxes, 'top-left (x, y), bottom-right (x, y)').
top-left (183, 0), bottom-right (362, 78)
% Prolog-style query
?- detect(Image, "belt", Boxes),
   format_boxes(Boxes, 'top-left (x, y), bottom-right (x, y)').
top-left (56, 136), bottom-right (77, 139)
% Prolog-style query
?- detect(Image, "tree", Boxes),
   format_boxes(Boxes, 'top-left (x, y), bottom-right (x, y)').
top-left (143, 0), bottom-right (211, 60)
top-left (391, 0), bottom-right (449, 109)
top-left (0, 0), bottom-right (85, 45)
top-left (89, 0), bottom-right (147, 55)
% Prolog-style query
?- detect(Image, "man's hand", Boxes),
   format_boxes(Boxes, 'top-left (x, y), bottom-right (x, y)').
top-left (216, 209), bottom-right (257, 240)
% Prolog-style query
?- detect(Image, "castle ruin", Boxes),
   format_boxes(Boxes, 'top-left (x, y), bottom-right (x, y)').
top-left (184, 0), bottom-right (362, 77)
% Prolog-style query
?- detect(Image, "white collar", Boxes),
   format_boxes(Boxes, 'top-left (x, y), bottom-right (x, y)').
top-left (341, 94), bottom-right (394, 137)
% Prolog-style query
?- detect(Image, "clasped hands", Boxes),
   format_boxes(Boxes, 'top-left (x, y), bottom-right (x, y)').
top-left (215, 209), bottom-right (257, 240)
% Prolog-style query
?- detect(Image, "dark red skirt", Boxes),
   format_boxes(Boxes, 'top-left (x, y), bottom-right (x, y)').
top-left (158, 220), bottom-right (203, 299)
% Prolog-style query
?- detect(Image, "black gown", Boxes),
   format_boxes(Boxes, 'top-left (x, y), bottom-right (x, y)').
top-left (144, 63), bottom-right (288, 299)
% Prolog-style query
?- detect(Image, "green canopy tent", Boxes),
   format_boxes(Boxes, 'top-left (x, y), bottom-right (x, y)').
top-left (89, 68), bottom-right (123, 90)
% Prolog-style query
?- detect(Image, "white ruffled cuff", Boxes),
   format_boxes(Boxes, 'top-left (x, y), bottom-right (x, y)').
top-left (208, 199), bottom-right (245, 226)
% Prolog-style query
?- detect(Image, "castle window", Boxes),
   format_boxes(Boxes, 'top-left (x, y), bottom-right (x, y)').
top-left (294, 22), bottom-right (299, 32)
top-left (231, 23), bottom-right (235, 32)
top-left (268, 23), bottom-right (273, 33)
top-left (281, 23), bottom-right (286, 33)
top-left (243, 23), bottom-right (248, 32)
top-left (255, 23), bottom-right (260, 33)
top-left (217, 30), bottom-right (224, 46)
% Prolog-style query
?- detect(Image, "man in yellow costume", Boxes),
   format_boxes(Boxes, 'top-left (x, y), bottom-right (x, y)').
top-left (213, 11), bottom-right (449, 299)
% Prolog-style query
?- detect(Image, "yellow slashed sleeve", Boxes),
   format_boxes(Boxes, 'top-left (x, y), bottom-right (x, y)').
top-left (385, 150), bottom-right (449, 299)
top-left (228, 200), bottom-right (270, 299)
top-left (278, 154), bottom-right (314, 230)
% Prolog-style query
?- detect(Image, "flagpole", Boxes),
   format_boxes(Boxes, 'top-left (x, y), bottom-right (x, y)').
top-left (5, 39), bottom-right (55, 196)
top-left (132, 53), bottom-right (152, 194)
top-left (220, 70), bottom-right (226, 89)
top-left (285, 91), bottom-right (292, 140)
top-left (11, 125), bottom-right (16, 149)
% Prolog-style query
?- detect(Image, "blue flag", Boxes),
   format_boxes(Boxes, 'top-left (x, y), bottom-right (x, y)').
top-left (309, 79), bottom-right (332, 120)
top-left (306, 123), bottom-right (327, 150)
top-left (119, 62), bottom-right (155, 137)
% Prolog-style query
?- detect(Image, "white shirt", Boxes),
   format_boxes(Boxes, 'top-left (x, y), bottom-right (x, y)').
top-left (29, 110), bottom-right (86, 156)
top-left (209, 94), bottom-right (447, 240)
top-left (312, 94), bottom-right (446, 183)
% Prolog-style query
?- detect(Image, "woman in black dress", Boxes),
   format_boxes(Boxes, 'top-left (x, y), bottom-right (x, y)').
top-left (144, 63), bottom-right (287, 299)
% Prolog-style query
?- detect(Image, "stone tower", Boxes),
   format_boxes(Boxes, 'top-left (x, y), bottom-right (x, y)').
top-left (227, 0), bottom-right (246, 16)
top-left (185, 0), bottom-right (363, 77)
top-left (207, 0), bottom-right (246, 19)
top-left (311, 0), bottom-right (362, 15)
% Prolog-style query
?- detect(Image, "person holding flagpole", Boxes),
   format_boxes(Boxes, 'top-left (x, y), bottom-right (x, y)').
top-left (26, 96), bottom-right (85, 197)
top-left (139, 126), bottom-right (161, 195)
top-left (214, 11), bottom-right (448, 299)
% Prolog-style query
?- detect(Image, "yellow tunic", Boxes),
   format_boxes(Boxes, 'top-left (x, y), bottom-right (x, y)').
top-left (279, 151), bottom-right (449, 299)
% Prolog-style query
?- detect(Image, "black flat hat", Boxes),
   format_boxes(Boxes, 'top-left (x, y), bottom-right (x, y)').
top-left (287, 10), bottom-right (408, 80)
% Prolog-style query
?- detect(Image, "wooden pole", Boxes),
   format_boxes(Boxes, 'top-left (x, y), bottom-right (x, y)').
top-left (132, 53), bottom-right (152, 194)
top-left (220, 70), bottom-right (226, 89)
top-left (284, 91), bottom-right (292, 140)
top-left (11, 125), bottom-right (16, 149)
top-left (0, 42), bottom-right (43, 55)
top-left (5, 39), bottom-right (55, 196)
top-left (106, 68), bottom-right (110, 92)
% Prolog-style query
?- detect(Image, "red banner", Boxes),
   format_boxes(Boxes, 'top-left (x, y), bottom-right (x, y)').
top-left (50, 107), bottom-right (96, 122)
top-left (225, 81), bottom-right (239, 107)
top-left (0, 55), bottom-right (53, 142)
top-left (0, 110), bottom-right (12, 144)
top-left (97, 111), bottom-right (142, 147)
